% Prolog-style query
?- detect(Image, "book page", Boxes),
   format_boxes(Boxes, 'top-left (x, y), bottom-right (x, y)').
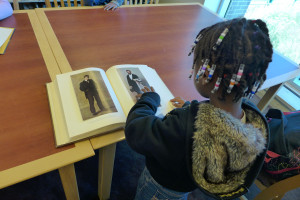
top-left (0, 27), bottom-right (13, 47)
top-left (0, 27), bottom-right (14, 54)
top-left (106, 65), bottom-right (175, 117)
top-left (55, 68), bottom-right (126, 139)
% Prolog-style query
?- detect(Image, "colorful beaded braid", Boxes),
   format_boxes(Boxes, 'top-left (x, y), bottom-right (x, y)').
top-left (188, 34), bottom-right (203, 56)
top-left (247, 81), bottom-right (260, 98)
top-left (235, 64), bottom-right (245, 84)
top-left (205, 64), bottom-right (216, 83)
top-left (211, 77), bottom-right (222, 94)
top-left (227, 74), bottom-right (237, 93)
top-left (196, 59), bottom-right (210, 81)
top-left (188, 27), bottom-right (229, 81)
top-left (188, 64), bottom-right (195, 79)
top-left (188, 26), bottom-right (235, 94)
top-left (213, 28), bottom-right (229, 51)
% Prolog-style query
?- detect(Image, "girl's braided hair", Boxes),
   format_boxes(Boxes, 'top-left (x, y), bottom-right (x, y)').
top-left (193, 18), bottom-right (273, 102)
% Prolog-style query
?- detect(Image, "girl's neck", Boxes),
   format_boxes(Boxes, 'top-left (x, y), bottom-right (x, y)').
top-left (209, 95), bottom-right (243, 119)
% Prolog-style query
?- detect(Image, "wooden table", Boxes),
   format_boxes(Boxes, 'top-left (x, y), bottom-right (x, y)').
top-left (35, 3), bottom-right (300, 199)
top-left (0, 10), bottom-right (94, 200)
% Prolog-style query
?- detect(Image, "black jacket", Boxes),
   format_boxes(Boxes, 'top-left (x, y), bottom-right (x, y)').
top-left (127, 74), bottom-right (141, 93)
top-left (79, 79), bottom-right (97, 98)
top-left (125, 92), bottom-right (270, 199)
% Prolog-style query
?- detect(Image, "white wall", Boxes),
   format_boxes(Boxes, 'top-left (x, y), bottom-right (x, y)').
top-left (158, 0), bottom-right (230, 17)
top-left (203, 0), bottom-right (222, 13)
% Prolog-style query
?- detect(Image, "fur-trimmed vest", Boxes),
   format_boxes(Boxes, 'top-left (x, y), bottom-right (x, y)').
top-left (192, 103), bottom-right (267, 195)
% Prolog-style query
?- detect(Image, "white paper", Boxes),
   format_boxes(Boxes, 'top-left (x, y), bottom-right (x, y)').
top-left (0, 27), bottom-right (13, 47)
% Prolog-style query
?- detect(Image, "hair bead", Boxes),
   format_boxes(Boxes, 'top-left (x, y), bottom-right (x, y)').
top-left (188, 64), bottom-right (196, 79)
top-left (227, 74), bottom-right (237, 93)
top-left (188, 69), bottom-right (194, 79)
top-left (248, 81), bottom-right (260, 98)
top-left (213, 28), bottom-right (229, 51)
top-left (205, 64), bottom-right (217, 83)
top-left (196, 59), bottom-right (210, 81)
top-left (235, 64), bottom-right (245, 84)
top-left (188, 34), bottom-right (203, 56)
top-left (211, 77), bottom-right (222, 93)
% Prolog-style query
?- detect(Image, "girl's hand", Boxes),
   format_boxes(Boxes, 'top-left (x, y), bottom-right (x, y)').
top-left (170, 97), bottom-right (186, 108)
top-left (141, 86), bottom-right (155, 93)
top-left (135, 86), bottom-right (155, 99)
top-left (104, 2), bottom-right (119, 11)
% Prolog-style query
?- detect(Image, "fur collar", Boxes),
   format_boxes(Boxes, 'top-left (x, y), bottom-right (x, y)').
top-left (192, 103), bottom-right (267, 194)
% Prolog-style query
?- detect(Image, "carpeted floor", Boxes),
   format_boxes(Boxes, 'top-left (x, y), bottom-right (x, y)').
top-left (0, 140), bottom-right (262, 200)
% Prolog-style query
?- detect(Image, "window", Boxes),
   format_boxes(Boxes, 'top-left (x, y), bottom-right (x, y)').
top-left (245, 0), bottom-right (300, 85)
top-left (243, 0), bottom-right (300, 108)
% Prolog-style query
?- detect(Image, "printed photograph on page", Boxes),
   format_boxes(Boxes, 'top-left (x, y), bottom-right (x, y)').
top-left (117, 67), bottom-right (150, 102)
top-left (71, 71), bottom-right (117, 120)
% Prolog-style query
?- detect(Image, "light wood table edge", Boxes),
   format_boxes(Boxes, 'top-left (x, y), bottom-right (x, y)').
top-left (0, 140), bottom-right (94, 189)
top-left (90, 129), bottom-right (125, 150)
top-left (13, 10), bottom-right (61, 81)
top-left (35, 9), bottom-right (72, 73)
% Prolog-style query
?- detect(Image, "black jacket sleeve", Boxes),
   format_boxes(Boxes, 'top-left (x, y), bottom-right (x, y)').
top-left (127, 75), bottom-right (132, 87)
top-left (125, 92), bottom-right (187, 158)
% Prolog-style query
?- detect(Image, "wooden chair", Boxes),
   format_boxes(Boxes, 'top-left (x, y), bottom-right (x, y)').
top-left (253, 174), bottom-right (300, 200)
top-left (13, 0), bottom-right (20, 10)
top-left (123, 0), bottom-right (159, 5)
top-left (45, 0), bottom-right (84, 7)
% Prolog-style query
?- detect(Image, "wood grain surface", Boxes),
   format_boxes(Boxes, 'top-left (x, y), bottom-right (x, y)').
top-left (44, 5), bottom-right (222, 100)
top-left (0, 13), bottom-right (74, 172)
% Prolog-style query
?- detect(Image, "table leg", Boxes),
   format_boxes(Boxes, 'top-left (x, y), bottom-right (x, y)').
top-left (98, 143), bottom-right (116, 200)
top-left (257, 83), bottom-right (283, 112)
top-left (58, 164), bottom-right (80, 200)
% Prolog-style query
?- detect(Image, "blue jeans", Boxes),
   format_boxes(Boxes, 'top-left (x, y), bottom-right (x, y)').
top-left (134, 167), bottom-right (189, 200)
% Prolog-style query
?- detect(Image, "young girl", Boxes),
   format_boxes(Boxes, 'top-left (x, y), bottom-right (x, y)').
top-left (0, 0), bottom-right (13, 20)
top-left (125, 18), bottom-right (273, 199)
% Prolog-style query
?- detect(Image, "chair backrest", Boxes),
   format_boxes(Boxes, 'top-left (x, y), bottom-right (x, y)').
top-left (123, 0), bottom-right (159, 5)
top-left (13, 0), bottom-right (20, 10)
top-left (45, 0), bottom-right (84, 7)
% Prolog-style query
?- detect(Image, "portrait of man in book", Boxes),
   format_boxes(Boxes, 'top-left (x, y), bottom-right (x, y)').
top-left (117, 68), bottom-right (150, 102)
top-left (71, 71), bottom-right (117, 120)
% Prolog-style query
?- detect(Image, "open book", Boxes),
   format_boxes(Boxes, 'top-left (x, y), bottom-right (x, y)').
top-left (47, 64), bottom-right (175, 147)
